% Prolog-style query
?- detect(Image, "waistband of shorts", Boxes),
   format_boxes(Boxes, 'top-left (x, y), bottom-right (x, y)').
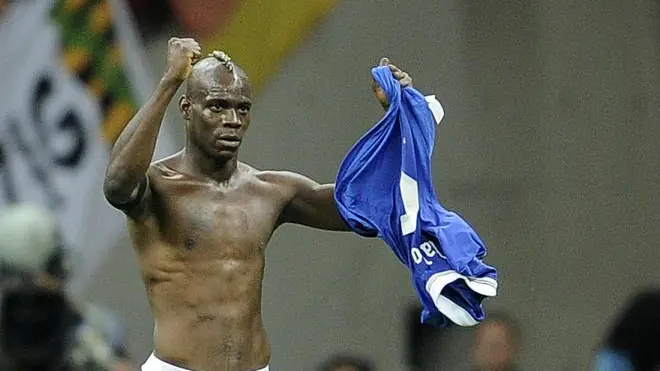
top-left (142, 353), bottom-right (270, 371)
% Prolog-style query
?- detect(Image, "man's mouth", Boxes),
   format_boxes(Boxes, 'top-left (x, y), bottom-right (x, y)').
top-left (217, 134), bottom-right (240, 141)
top-left (215, 135), bottom-right (241, 148)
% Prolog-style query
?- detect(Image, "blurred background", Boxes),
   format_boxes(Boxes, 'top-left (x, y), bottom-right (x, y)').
top-left (1, 0), bottom-right (659, 370)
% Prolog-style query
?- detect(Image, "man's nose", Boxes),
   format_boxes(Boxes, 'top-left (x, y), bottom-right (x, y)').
top-left (221, 109), bottom-right (240, 128)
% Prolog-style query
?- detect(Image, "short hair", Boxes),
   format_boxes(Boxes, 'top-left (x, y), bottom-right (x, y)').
top-left (185, 51), bottom-right (250, 97)
top-left (319, 354), bottom-right (375, 371)
top-left (209, 50), bottom-right (234, 72)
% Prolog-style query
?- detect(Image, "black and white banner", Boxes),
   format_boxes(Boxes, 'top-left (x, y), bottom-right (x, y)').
top-left (0, 0), bottom-right (176, 293)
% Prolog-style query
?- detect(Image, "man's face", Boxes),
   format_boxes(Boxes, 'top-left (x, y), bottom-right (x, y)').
top-left (182, 59), bottom-right (253, 160)
top-left (472, 322), bottom-right (517, 371)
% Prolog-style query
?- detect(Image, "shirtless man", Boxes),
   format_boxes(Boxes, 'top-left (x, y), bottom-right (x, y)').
top-left (102, 37), bottom-right (412, 371)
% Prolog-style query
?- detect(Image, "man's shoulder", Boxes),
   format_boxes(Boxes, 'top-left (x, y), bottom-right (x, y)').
top-left (251, 168), bottom-right (305, 187)
top-left (149, 152), bottom-right (184, 175)
top-left (247, 168), bottom-right (312, 201)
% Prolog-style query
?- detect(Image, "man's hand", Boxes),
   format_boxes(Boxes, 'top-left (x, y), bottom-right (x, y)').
top-left (372, 57), bottom-right (413, 110)
top-left (165, 37), bottom-right (202, 82)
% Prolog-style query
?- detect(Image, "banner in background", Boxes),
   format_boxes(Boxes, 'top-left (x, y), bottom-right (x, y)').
top-left (168, 0), bottom-right (340, 95)
top-left (0, 0), bottom-right (175, 293)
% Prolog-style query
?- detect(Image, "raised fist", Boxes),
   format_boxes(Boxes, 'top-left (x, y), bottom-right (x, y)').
top-left (166, 37), bottom-right (202, 81)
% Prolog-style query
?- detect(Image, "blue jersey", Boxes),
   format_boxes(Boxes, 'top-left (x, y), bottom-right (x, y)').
top-left (334, 66), bottom-right (498, 327)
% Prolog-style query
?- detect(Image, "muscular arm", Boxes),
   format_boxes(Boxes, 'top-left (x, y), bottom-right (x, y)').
top-left (102, 76), bottom-right (180, 213)
top-left (103, 37), bottom-right (200, 215)
top-left (277, 172), bottom-right (351, 231)
top-left (278, 60), bottom-right (412, 231)
top-left (275, 61), bottom-right (412, 231)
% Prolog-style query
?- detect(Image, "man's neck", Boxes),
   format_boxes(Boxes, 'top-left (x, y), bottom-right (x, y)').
top-left (181, 146), bottom-right (238, 183)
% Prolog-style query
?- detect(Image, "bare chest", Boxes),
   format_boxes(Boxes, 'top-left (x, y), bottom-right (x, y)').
top-left (148, 178), bottom-right (282, 258)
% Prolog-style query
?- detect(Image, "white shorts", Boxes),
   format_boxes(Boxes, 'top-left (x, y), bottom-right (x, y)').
top-left (141, 353), bottom-right (270, 371)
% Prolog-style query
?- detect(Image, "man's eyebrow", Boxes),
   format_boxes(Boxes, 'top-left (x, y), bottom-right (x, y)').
top-left (203, 96), bottom-right (253, 105)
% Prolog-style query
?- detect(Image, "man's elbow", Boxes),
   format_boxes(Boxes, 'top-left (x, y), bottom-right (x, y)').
top-left (102, 177), bottom-right (135, 206)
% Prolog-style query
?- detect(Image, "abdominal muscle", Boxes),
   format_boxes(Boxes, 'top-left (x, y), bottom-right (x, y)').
top-left (140, 248), bottom-right (270, 371)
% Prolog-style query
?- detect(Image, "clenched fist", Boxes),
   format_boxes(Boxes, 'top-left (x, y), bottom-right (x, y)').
top-left (372, 57), bottom-right (413, 110)
top-left (165, 37), bottom-right (202, 81)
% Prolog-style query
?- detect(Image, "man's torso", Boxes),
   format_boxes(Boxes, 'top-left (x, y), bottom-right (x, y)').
top-left (126, 156), bottom-right (290, 371)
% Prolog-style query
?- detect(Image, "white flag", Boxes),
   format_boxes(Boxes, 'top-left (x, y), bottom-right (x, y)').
top-left (0, 0), bottom-right (176, 293)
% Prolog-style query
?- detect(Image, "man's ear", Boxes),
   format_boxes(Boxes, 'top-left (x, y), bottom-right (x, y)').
top-left (179, 95), bottom-right (191, 120)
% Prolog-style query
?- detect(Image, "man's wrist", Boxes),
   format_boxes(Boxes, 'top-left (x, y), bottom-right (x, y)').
top-left (160, 72), bottom-right (185, 89)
